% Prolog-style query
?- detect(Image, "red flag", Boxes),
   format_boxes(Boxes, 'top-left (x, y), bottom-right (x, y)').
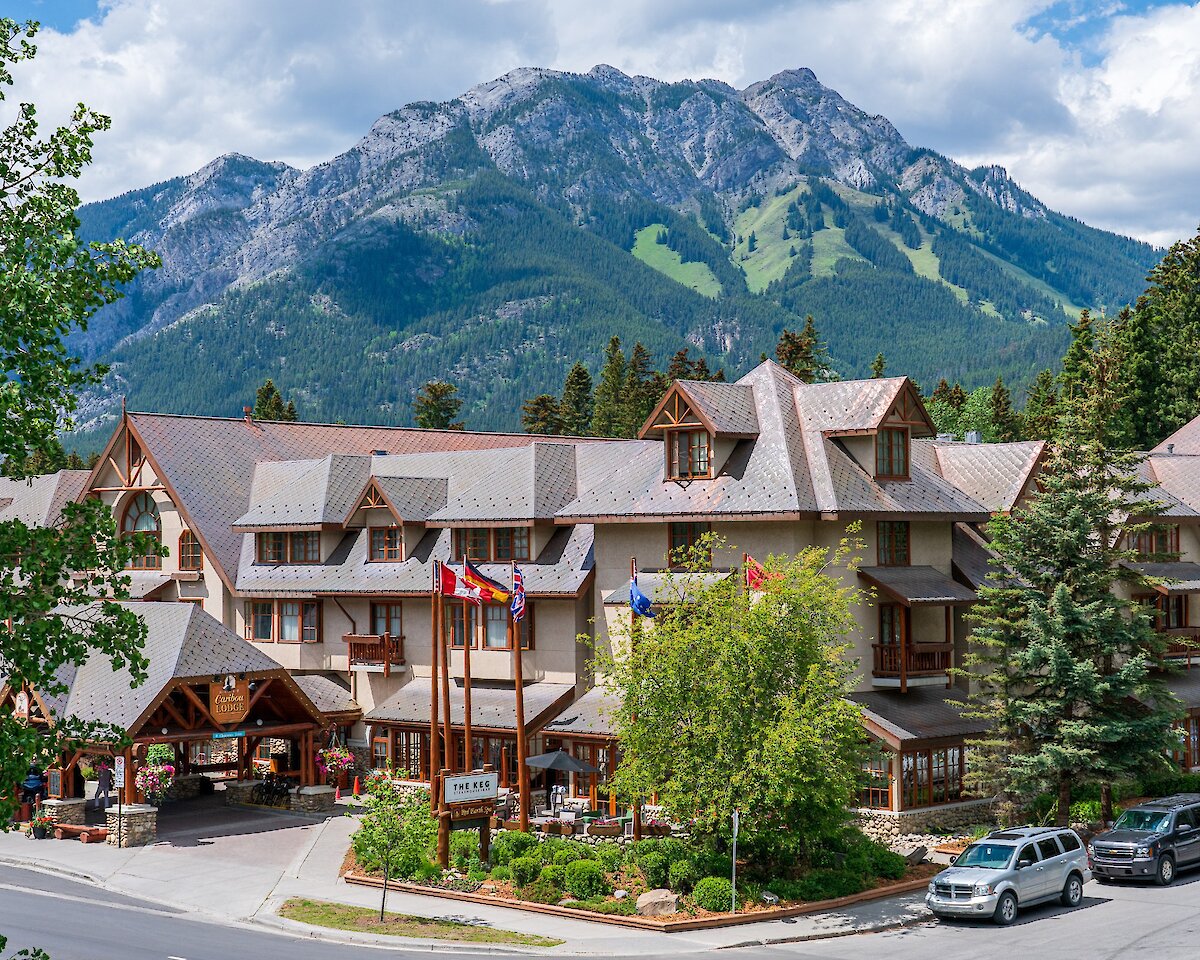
top-left (745, 555), bottom-right (780, 591)
top-left (439, 562), bottom-right (482, 604)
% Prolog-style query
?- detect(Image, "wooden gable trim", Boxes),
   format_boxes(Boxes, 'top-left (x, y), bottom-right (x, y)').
top-left (637, 383), bottom-right (716, 440)
top-left (343, 477), bottom-right (404, 526)
top-left (84, 411), bottom-right (134, 495)
top-left (124, 416), bottom-right (238, 595)
top-left (886, 381), bottom-right (937, 438)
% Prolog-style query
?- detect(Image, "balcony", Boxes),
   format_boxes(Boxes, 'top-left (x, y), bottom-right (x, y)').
top-left (344, 634), bottom-right (405, 676)
top-left (872, 642), bottom-right (952, 690)
top-left (1161, 628), bottom-right (1200, 667)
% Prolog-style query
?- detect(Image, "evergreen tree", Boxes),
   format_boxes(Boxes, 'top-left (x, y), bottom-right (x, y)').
top-left (520, 394), bottom-right (562, 435)
top-left (413, 380), bottom-right (464, 430)
top-left (989, 376), bottom-right (1022, 442)
top-left (962, 361), bottom-right (1182, 826)
top-left (1058, 309), bottom-right (1095, 403)
top-left (558, 361), bottom-right (593, 436)
top-left (1022, 369), bottom-right (1059, 442)
top-left (747, 230), bottom-right (757, 252)
top-left (590, 336), bottom-right (627, 438)
top-left (622, 341), bottom-right (658, 437)
top-left (931, 378), bottom-right (952, 404)
top-left (775, 315), bottom-right (833, 383)
top-left (253, 379), bottom-right (298, 421)
top-left (870, 352), bottom-right (886, 378)
top-left (948, 382), bottom-right (968, 410)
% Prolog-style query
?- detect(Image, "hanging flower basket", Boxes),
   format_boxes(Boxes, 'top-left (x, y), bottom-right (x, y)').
top-left (317, 745), bottom-right (355, 785)
top-left (135, 763), bottom-right (176, 805)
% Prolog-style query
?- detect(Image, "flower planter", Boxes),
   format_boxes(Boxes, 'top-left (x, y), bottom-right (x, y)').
top-left (646, 824), bottom-right (672, 837)
top-left (502, 819), bottom-right (523, 831)
top-left (541, 822), bottom-right (574, 836)
top-left (587, 822), bottom-right (623, 838)
top-left (31, 826), bottom-right (48, 840)
top-left (490, 817), bottom-right (503, 830)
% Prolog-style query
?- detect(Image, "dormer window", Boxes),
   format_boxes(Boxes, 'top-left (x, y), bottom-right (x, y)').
top-left (875, 428), bottom-right (909, 480)
top-left (256, 531), bottom-right (320, 564)
top-left (667, 429), bottom-right (711, 480)
top-left (369, 526), bottom-right (403, 562)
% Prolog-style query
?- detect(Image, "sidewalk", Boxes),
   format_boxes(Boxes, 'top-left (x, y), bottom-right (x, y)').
top-left (0, 797), bottom-right (932, 954)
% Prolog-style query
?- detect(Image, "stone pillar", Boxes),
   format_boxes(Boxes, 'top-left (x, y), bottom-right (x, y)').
top-left (166, 774), bottom-right (207, 802)
top-left (290, 785), bottom-right (336, 814)
top-left (223, 779), bottom-right (264, 805)
top-left (105, 804), bottom-right (158, 847)
top-left (41, 798), bottom-right (87, 826)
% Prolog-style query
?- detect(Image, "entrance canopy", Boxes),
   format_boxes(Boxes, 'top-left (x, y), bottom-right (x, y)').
top-left (1123, 561), bottom-right (1200, 596)
top-left (858, 565), bottom-right (977, 607)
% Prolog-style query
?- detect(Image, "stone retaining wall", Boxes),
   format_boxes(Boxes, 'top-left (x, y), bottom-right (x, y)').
top-left (166, 774), bottom-right (207, 802)
top-left (855, 799), bottom-right (996, 842)
top-left (41, 798), bottom-right (87, 826)
top-left (223, 780), bottom-right (263, 805)
top-left (106, 804), bottom-right (157, 847)
top-left (290, 785), bottom-right (336, 814)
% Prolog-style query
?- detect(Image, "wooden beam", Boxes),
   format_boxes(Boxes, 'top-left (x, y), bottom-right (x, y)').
top-left (159, 696), bottom-right (191, 731)
top-left (178, 682), bottom-right (219, 729)
top-left (247, 678), bottom-right (274, 711)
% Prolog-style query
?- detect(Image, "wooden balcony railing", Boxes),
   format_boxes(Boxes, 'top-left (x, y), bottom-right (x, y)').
top-left (873, 642), bottom-right (952, 680)
top-left (344, 634), bottom-right (405, 676)
top-left (1161, 628), bottom-right (1200, 667)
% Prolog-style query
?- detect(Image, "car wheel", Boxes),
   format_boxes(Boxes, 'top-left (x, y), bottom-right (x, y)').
top-left (1061, 874), bottom-right (1084, 907)
top-left (993, 891), bottom-right (1018, 926)
top-left (1155, 855), bottom-right (1175, 887)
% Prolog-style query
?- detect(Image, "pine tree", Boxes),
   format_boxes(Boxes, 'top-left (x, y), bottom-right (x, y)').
top-left (590, 336), bottom-right (627, 438)
top-left (622, 341), bottom-right (658, 437)
top-left (930, 378), bottom-right (952, 404)
top-left (775, 315), bottom-right (833, 383)
top-left (521, 394), bottom-right (562, 435)
top-left (413, 380), bottom-right (464, 430)
top-left (1141, 229), bottom-right (1200, 443)
top-left (558, 361), bottom-right (593, 436)
top-left (666, 348), bottom-right (697, 381)
top-left (947, 382), bottom-right (968, 410)
top-left (1022, 369), bottom-right (1059, 442)
top-left (870, 353), bottom-right (886, 378)
top-left (989, 376), bottom-right (1022, 442)
top-left (962, 352), bottom-right (1182, 826)
top-left (253, 379), bottom-right (298, 421)
top-left (747, 231), bottom-right (757, 252)
top-left (1058, 309), bottom-right (1095, 403)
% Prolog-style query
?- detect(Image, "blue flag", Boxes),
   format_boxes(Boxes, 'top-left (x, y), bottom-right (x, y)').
top-left (630, 576), bottom-right (655, 618)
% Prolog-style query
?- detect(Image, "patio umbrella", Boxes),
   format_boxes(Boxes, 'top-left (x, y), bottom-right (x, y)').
top-left (523, 748), bottom-right (601, 775)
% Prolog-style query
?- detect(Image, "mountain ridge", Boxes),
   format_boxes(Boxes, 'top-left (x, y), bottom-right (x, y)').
top-left (70, 63), bottom-right (1160, 439)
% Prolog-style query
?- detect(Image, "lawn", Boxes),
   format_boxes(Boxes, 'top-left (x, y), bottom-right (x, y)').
top-left (278, 897), bottom-right (564, 946)
top-left (631, 224), bottom-right (722, 298)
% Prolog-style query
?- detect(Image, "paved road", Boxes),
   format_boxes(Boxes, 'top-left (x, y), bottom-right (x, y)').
top-left (2, 864), bottom-right (1200, 959)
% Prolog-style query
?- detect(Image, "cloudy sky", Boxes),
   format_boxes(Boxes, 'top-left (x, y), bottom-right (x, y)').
top-left (6, 0), bottom-right (1198, 246)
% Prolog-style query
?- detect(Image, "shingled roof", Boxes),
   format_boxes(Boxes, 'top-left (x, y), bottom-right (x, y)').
top-left (933, 441), bottom-right (1044, 513)
top-left (543, 685), bottom-right (620, 738)
top-left (366, 677), bottom-right (573, 732)
top-left (121, 412), bottom-right (563, 589)
top-left (0, 471), bottom-right (89, 526)
top-left (851, 687), bottom-right (987, 748)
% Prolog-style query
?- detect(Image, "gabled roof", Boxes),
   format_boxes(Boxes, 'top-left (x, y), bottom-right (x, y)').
top-left (639, 380), bottom-right (761, 439)
top-left (234, 454), bottom-right (371, 529)
top-left (1140, 455), bottom-right (1200, 518)
top-left (119, 412), bottom-right (559, 590)
top-left (933, 441), bottom-right (1045, 513)
top-left (797, 377), bottom-right (930, 437)
top-left (543, 685), bottom-right (620, 739)
top-left (0, 470), bottom-right (89, 526)
top-left (293, 674), bottom-right (361, 718)
top-left (1154, 416), bottom-right (1200, 455)
top-left (350, 476), bottom-right (448, 523)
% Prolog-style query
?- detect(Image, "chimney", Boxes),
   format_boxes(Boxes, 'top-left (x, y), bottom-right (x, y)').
top-left (936, 433), bottom-right (955, 442)
top-left (1168, 443), bottom-right (1175, 455)
top-left (965, 430), bottom-right (983, 444)
top-left (243, 406), bottom-right (254, 425)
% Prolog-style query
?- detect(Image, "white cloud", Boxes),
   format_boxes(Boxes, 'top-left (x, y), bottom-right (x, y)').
top-left (5, 0), bottom-right (1197, 245)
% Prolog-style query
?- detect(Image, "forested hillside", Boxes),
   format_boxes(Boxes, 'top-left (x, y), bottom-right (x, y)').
top-left (69, 64), bottom-right (1161, 439)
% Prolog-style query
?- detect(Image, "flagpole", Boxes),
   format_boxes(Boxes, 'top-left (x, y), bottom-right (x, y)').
top-left (512, 560), bottom-right (529, 833)
top-left (439, 568), bottom-right (454, 774)
top-left (462, 591), bottom-right (474, 772)
top-left (430, 560), bottom-right (441, 810)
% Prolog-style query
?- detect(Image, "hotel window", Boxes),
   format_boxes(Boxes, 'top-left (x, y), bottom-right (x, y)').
top-left (244, 599), bottom-right (320, 642)
top-left (178, 530), bottom-right (203, 571)
top-left (371, 602), bottom-right (402, 637)
top-left (494, 527), bottom-right (530, 561)
top-left (369, 526), bottom-right (403, 562)
top-left (247, 601), bottom-right (274, 642)
top-left (668, 521), bottom-right (711, 568)
top-left (1163, 595), bottom-right (1188, 630)
top-left (875, 428), bottom-right (909, 479)
top-left (879, 604), bottom-right (903, 645)
top-left (372, 732), bottom-right (390, 769)
top-left (860, 747), bottom-right (892, 810)
top-left (122, 493), bottom-right (162, 569)
top-left (484, 604), bottom-right (508, 649)
top-left (454, 528), bottom-right (492, 561)
top-left (255, 531), bottom-right (320, 564)
top-left (1132, 524), bottom-right (1180, 558)
top-left (667, 429), bottom-right (711, 480)
top-left (445, 602), bottom-right (479, 648)
top-left (901, 747), bottom-right (967, 809)
top-left (877, 521), bottom-right (910, 566)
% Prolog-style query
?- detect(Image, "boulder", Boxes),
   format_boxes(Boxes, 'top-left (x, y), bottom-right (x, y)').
top-left (614, 889), bottom-right (628, 900)
top-left (904, 845), bottom-right (928, 865)
top-left (636, 888), bottom-right (678, 916)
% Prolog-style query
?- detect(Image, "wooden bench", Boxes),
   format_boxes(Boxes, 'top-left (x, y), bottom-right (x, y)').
top-left (54, 823), bottom-right (109, 843)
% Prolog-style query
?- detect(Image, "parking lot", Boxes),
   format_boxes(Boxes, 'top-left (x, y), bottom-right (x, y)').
top-left (780, 872), bottom-right (1200, 960)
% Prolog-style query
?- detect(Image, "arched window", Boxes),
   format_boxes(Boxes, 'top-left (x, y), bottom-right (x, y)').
top-left (122, 493), bottom-right (161, 570)
top-left (178, 530), bottom-right (202, 571)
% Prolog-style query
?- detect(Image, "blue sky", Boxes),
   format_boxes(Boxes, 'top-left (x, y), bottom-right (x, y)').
top-left (4, 0), bottom-right (1198, 246)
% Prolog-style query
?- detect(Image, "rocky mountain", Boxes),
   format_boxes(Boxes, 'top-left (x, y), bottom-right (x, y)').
top-left (71, 65), bottom-right (1160, 438)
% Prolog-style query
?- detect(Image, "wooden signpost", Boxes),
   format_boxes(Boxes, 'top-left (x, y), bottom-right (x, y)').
top-left (436, 767), bottom-right (498, 867)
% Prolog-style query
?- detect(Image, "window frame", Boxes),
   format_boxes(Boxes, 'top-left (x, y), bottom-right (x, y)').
top-left (370, 601), bottom-right (403, 638)
top-left (1132, 524), bottom-right (1181, 558)
top-left (494, 526), bottom-right (530, 562)
top-left (178, 529), bottom-right (203, 571)
top-left (368, 526), bottom-right (404, 562)
top-left (122, 492), bottom-right (162, 570)
top-left (244, 599), bottom-right (322, 643)
top-left (445, 600), bottom-right (480, 649)
top-left (859, 746), bottom-right (893, 810)
top-left (879, 603), bottom-right (904, 646)
top-left (665, 428), bottom-right (713, 481)
top-left (875, 427), bottom-right (910, 480)
top-left (877, 520), bottom-right (911, 566)
top-left (668, 521), bottom-right (711, 568)
top-left (254, 531), bottom-right (321, 564)
top-left (900, 745), bottom-right (967, 809)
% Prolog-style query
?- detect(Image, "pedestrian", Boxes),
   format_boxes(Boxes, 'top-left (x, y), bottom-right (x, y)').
top-left (20, 764), bottom-right (45, 805)
top-left (95, 762), bottom-right (114, 810)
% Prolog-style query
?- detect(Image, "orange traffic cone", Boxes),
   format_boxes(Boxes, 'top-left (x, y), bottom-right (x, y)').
top-left (335, 784), bottom-right (341, 801)
top-left (353, 776), bottom-right (361, 797)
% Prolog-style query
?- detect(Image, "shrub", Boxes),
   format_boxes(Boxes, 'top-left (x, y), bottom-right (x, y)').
top-left (870, 847), bottom-right (907, 881)
top-left (593, 842), bottom-right (624, 872)
top-left (553, 846), bottom-right (586, 866)
top-left (491, 831), bottom-right (538, 866)
top-left (539, 863), bottom-right (566, 888)
top-left (639, 852), bottom-right (669, 888)
top-left (451, 831), bottom-right (478, 870)
top-left (511, 856), bottom-right (542, 887)
top-left (490, 865), bottom-right (511, 881)
top-left (1070, 799), bottom-right (1103, 825)
top-left (538, 836), bottom-right (572, 863)
top-left (145, 743), bottom-right (174, 765)
top-left (564, 860), bottom-right (609, 900)
top-left (692, 876), bottom-right (736, 913)
top-left (668, 859), bottom-right (699, 893)
top-left (565, 897), bottom-right (637, 916)
top-left (795, 869), bottom-right (866, 902)
top-left (519, 877), bottom-right (562, 904)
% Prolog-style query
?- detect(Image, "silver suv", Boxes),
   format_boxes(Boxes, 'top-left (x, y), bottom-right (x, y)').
top-left (926, 826), bottom-right (1091, 925)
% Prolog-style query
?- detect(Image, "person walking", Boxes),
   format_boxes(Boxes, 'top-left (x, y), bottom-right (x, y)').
top-left (95, 762), bottom-right (114, 810)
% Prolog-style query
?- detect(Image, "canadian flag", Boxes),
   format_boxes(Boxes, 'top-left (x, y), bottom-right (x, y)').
top-left (438, 560), bottom-right (482, 604)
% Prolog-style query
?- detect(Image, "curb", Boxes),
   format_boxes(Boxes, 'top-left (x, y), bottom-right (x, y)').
top-left (715, 904), bottom-right (933, 949)
top-left (0, 854), bottom-right (104, 886)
